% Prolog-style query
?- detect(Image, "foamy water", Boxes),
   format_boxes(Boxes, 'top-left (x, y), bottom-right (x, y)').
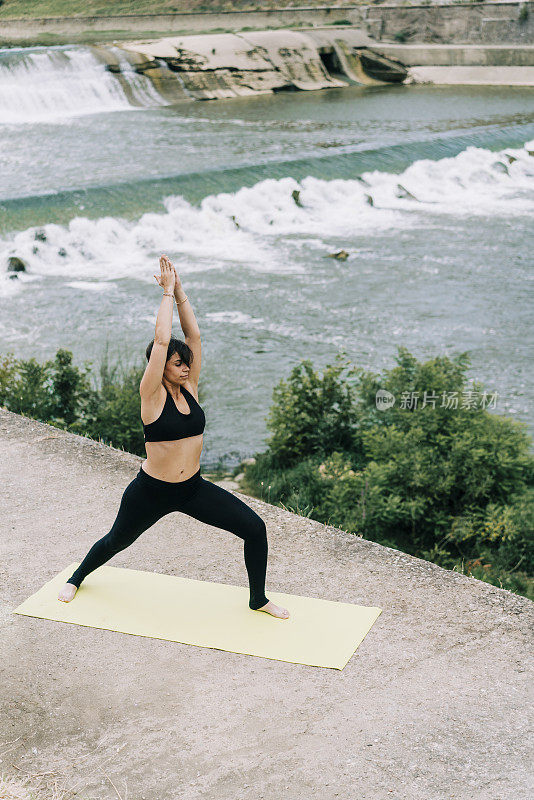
top-left (1, 141), bottom-right (532, 296)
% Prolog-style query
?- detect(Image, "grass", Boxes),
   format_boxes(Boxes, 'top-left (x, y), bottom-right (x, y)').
top-left (0, 29), bottom-right (209, 47)
top-left (0, 0), bottom-right (360, 46)
top-left (0, 772), bottom-right (82, 800)
top-left (0, 731), bottom-right (130, 799)
top-left (0, 769), bottom-right (117, 800)
top-left (0, 20), bottom-right (313, 47)
top-left (0, 0), bottom-right (362, 20)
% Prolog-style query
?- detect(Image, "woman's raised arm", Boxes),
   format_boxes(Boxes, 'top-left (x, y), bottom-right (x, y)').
top-left (152, 254), bottom-right (176, 344)
top-left (171, 261), bottom-right (201, 340)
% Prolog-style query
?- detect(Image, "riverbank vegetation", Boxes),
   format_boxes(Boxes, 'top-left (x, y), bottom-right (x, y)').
top-left (241, 348), bottom-right (534, 600)
top-left (1, 345), bottom-right (532, 599)
top-left (0, 24), bottom-right (311, 49)
top-left (0, 0), bottom-right (362, 18)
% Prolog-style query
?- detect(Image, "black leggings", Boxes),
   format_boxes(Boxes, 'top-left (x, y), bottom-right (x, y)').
top-left (67, 465), bottom-right (269, 610)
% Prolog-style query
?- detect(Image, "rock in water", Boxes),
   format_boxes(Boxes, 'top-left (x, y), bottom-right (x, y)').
top-left (395, 184), bottom-right (418, 201)
top-left (327, 250), bottom-right (349, 261)
top-left (492, 161), bottom-right (509, 175)
top-left (292, 189), bottom-right (303, 208)
top-left (7, 256), bottom-right (27, 273)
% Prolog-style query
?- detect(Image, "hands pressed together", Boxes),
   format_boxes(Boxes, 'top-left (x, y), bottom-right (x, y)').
top-left (154, 254), bottom-right (180, 294)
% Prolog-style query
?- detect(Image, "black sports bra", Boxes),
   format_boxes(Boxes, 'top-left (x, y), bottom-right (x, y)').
top-left (142, 385), bottom-right (205, 443)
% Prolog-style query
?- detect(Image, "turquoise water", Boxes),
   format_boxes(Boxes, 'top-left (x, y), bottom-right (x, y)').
top-left (1, 45), bottom-right (533, 466)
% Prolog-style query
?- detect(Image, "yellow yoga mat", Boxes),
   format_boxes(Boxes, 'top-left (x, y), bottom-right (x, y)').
top-left (13, 563), bottom-right (382, 670)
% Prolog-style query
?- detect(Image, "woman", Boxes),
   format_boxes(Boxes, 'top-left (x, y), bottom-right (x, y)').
top-left (57, 254), bottom-right (290, 619)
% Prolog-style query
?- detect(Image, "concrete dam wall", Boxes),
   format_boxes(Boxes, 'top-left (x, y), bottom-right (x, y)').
top-left (91, 28), bottom-right (408, 102)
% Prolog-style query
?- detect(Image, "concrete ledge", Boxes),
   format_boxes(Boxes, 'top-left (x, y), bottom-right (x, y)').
top-left (373, 43), bottom-right (534, 67)
top-left (410, 65), bottom-right (534, 84)
top-left (1, 406), bottom-right (532, 797)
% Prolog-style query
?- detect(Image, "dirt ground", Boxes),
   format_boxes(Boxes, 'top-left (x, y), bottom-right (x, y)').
top-left (1, 407), bottom-right (532, 800)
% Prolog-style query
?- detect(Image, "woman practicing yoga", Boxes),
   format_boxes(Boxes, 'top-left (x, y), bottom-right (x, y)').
top-left (57, 254), bottom-right (290, 619)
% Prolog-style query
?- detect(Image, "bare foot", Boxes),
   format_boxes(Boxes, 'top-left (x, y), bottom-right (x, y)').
top-left (255, 600), bottom-right (290, 619)
top-left (58, 582), bottom-right (78, 602)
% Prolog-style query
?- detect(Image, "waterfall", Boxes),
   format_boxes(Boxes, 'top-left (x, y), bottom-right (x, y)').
top-left (0, 45), bottom-right (170, 124)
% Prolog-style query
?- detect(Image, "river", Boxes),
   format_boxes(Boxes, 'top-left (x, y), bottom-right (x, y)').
top-left (1, 44), bottom-right (533, 467)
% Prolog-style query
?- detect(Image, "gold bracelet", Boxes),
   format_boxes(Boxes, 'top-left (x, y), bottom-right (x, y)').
top-left (163, 292), bottom-right (173, 297)
top-left (175, 294), bottom-right (188, 306)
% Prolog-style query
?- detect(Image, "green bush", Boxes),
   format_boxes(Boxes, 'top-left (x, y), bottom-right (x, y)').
top-left (262, 351), bottom-right (362, 469)
top-left (242, 347), bottom-right (534, 599)
top-left (0, 348), bottom-right (94, 429)
top-left (0, 345), bottom-right (147, 454)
